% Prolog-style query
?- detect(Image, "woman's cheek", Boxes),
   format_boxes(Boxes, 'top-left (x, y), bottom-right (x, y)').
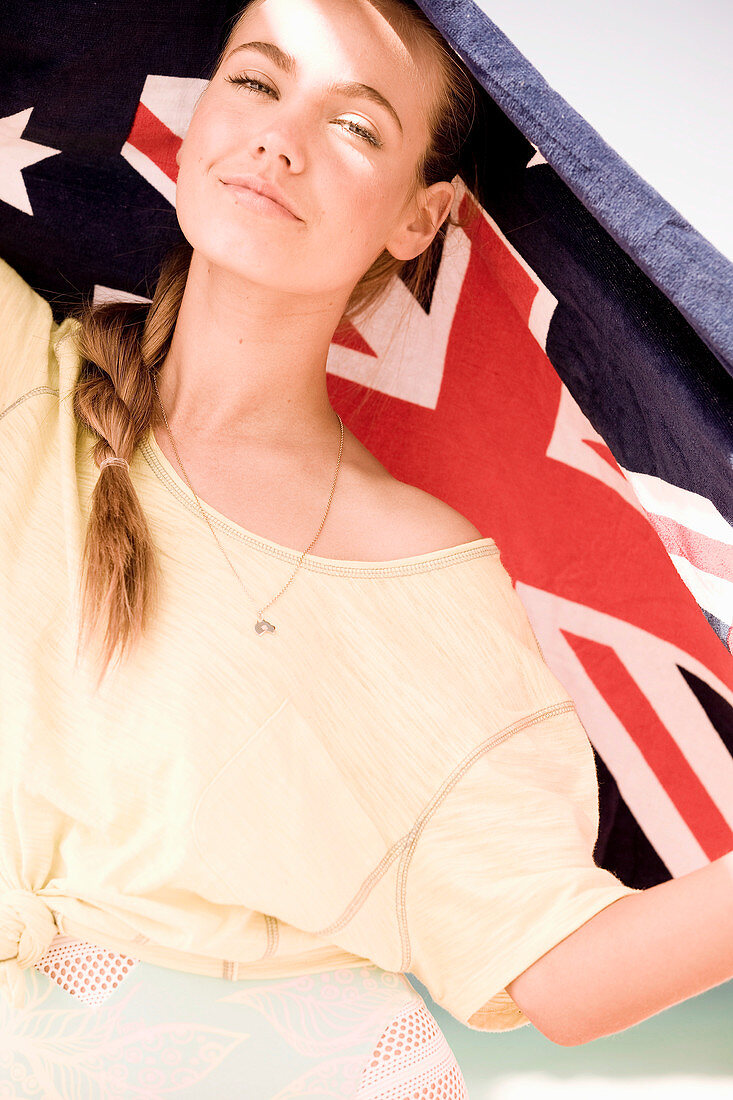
top-left (346, 179), bottom-right (388, 237)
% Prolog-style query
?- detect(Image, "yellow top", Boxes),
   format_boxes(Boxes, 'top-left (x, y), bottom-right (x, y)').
top-left (0, 256), bottom-right (640, 1030)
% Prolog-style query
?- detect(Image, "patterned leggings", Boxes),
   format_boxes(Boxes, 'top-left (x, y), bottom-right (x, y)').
top-left (0, 934), bottom-right (469, 1098)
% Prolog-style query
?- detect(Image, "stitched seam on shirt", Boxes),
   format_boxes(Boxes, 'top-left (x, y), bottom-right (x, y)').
top-left (139, 435), bottom-right (500, 578)
top-left (264, 914), bottom-right (279, 958)
top-left (396, 699), bottom-right (577, 971)
top-left (313, 835), bottom-right (411, 937)
top-left (238, 914), bottom-right (280, 968)
top-left (0, 386), bottom-right (59, 424)
top-left (313, 700), bottom-right (576, 942)
top-left (1, 390), bottom-right (501, 577)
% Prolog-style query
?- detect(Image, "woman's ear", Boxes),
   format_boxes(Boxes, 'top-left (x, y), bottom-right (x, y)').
top-left (385, 180), bottom-right (455, 263)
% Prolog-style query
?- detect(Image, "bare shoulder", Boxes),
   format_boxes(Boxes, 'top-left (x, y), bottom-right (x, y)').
top-left (400, 481), bottom-right (484, 542)
top-left (336, 429), bottom-right (485, 559)
top-left (372, 476), bottom-right (485, 557)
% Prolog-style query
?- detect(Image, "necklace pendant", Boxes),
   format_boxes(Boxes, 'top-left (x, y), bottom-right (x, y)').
top-left (255, 618), bottom-right (276, 635)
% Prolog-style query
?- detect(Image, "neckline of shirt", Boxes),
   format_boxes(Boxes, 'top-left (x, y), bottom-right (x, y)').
top-left (139, 427), bottom-right (498, 578)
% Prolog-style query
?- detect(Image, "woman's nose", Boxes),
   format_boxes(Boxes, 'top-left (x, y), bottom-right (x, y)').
top-left (249, 116), bottom-right (305, 173)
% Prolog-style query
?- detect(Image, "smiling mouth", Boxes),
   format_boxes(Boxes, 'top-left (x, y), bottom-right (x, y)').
top-left (219, 179), bottom-right (302, 222)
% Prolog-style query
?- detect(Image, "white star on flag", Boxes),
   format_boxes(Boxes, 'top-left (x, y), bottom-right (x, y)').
top-left (0, 107), bottom-right (61, 215)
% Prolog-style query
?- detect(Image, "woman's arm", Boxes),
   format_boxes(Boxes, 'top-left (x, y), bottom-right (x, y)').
top-left (506, 849), bottom-right (733, 1046)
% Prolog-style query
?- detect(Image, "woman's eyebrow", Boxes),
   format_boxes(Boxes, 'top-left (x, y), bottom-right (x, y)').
top-left (225, 40), bottom-right (404, 136)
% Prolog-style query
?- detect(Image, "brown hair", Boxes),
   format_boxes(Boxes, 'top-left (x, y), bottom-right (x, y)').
top-left (70, 0), bottom-right (483, 687)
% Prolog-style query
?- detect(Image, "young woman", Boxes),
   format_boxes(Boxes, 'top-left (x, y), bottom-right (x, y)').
top-left (1, 0), bottom-right (731, 1096)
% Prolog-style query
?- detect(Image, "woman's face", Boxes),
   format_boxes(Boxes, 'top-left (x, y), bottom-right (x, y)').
top-left (174, 0), bottom-right (450, 301)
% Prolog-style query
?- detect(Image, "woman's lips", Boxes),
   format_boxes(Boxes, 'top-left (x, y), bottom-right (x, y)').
top-left (220, 179), bottom-right (301, 221)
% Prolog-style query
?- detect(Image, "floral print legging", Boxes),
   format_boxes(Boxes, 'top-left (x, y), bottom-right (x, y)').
top-left (0, 934), bottom-right (469, 1098)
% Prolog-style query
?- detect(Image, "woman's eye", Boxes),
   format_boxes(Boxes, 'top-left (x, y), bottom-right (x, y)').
top-left (224, 73), bottom-right (382, 148)
top-left (225, 74), bottom-right (275, 96)
top-left (338, 119), bottom-right (382, 148)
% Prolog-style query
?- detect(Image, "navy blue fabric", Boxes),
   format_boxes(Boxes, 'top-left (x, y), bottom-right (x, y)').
top-left (0, 1), bottom-right (238, 312)
top-left (417, 0), bottom-right (733, 374)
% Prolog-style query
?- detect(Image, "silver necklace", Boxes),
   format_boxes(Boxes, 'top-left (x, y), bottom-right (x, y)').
top-left (150, 373), bottom-right (345, 635)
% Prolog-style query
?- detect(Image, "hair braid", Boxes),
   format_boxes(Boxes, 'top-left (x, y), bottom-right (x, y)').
top-left (70, 241), bottom-right (192, 687)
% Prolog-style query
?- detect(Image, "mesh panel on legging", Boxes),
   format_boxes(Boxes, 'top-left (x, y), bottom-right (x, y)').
top-left (34, 936), bottom-right (468, 1098)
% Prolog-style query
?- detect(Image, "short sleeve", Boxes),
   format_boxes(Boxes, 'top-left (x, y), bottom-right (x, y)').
top-left (403, 700), bottom-right (643, 1033)
top-left (0, 255), bottom-right (58, 417)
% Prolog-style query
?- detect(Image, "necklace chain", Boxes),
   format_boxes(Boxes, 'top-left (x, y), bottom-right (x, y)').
top-left (151, 372), bottom-right (344, 635)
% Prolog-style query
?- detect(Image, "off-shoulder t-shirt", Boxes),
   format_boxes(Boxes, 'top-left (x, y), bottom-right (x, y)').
top-left (0, 256), bottom-right (641, 1029)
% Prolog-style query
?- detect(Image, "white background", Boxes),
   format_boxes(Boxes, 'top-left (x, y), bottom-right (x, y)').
top-left (477, 0), bottom-right (732, 261)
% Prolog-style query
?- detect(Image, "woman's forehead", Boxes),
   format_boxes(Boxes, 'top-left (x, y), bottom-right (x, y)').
top-left (225, 0), bottom-right (443, 132)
